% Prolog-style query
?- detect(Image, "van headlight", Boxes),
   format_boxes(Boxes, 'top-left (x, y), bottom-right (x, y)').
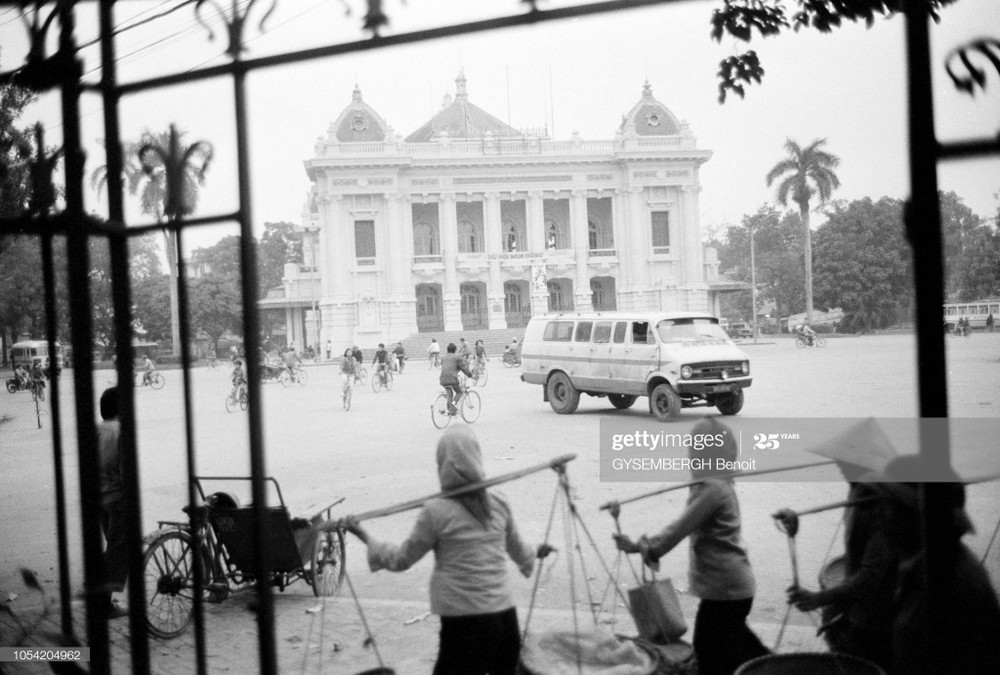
top-left (680, 366), bottom-right (692, 379)
top-left (741, 361), bottom-right (749, 375)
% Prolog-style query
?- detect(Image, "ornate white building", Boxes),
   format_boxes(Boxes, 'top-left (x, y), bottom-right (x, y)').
top-left (269, 74), bottom-right (727, 350)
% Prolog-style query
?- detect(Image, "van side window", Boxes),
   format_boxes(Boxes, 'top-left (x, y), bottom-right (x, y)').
top-left (631, 321), bottom-right (651, 344)
top-left (593, 321), bottom-right (612, 343)
top-left (543, 321), bottom-right (575, 342)
top-left (575, 321), bottom-right (593, 342)
top-left (613, 322), bottom-right (627, 343)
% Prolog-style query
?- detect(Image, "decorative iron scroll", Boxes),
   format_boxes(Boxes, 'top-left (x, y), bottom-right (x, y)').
top-left (945, 37), bottom-right (1000, 98)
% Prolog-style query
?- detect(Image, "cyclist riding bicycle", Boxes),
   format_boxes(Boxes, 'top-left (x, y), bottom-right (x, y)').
top-left (440, 343), bottom-right (473, 416)
top-left (283, 348), bottom-right (302, 381)
top-left (339, 348), bottom-right (356, 400)
top-left (427, 338), bottom-right (441, 367)
top-left (457, 337), bottom-right (471, 364)
top-left (141, 354), bottom-right (156, 386)
top-left (473, 339), bottom-right (487, 369)
top-left (796, 324), bottom-right (817, 346)
top-left (372, 343), bottom-right (391, 385)
top-left (230, 359), bottom-right (246, 397)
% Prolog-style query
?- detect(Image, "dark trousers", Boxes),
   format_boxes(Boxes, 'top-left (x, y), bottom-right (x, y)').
top-left (693, 598), bottom-right (769, 675)
top-left (99, 498), bottom-right (129, 596)
top-left (444, 383), bottom-right (460, 413)
top-left (434, 607), bottom-right (520, 675)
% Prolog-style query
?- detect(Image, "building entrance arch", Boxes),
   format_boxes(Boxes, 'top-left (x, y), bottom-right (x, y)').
top-left (416, 283), bottom-right (444, 332)
top-left (504, 280), bottom-right (531, 327)
top-left (460, 282), bottom-right (488, 330)
top-left (591, 276), bottom-right (617, 311)
top-left (547, 278), bottom-right (574, 312)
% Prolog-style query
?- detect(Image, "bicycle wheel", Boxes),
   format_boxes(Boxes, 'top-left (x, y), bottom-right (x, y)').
top-left (816, 337), bottom-right (827, 348)
top-left (795, 337), bottom-right (806, 349)
top-left (356, 366), bottom-right (367, 384)
top-left (432, 393), bottom-right (452, 429)
top-left (474, 365), bottom-right (488, 387)
top-left (143, 529), bottom-right (197, 639)
top-left (461, 390), bottom-right (482, 424)
top-left (371, 373), bottom-right (382, 393)
top-left (225, 393), bottom-right (237, 413)
top-left (239, 389), bottom-right (249, 411)
top-left (384, 370), bottom-right (393, 391)
top-left (296, 369), bottom-right (308, 385)
top-left (311, 529), bottom-right (346, 597)
top-left (279, 370), bottom-right (292, 387)
top-left (150, 372), bottom-right (165, 390)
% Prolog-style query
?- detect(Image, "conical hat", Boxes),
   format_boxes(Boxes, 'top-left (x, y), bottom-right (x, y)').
top-left (807, 418), bottom-right (898, 473)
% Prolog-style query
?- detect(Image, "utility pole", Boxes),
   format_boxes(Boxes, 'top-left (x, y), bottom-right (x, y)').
top-left (750, 226), bottom-right (759, 343)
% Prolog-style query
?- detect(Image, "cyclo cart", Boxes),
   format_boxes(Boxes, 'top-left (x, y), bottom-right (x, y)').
top-left (142, 476), bottom-right (346, 639)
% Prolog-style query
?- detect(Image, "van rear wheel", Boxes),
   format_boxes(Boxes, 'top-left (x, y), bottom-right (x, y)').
top-left (715, 389), bottom-right (744, 415)
top-left (547, 373), bottom-right (580, 414)
top-left (608, 394), bottom-right (637, 410)
top-left (649, 384), bottom-right (681, 421)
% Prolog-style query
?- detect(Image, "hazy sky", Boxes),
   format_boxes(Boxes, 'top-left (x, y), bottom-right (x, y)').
top-left (4, 0), bottom-right (999, 255)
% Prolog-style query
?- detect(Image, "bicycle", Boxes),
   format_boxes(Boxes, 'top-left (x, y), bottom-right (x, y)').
top-left (471, 358), bottom-right (488, 387)
top-left (502, 351), bottom-right (520, 368)
top-left (280, 364), bottom-right (309, 387)
top-left (427, 352), bottom-right (441, 369)
top-left (28, 378), bottom-right (45, 403)
top-left (225, 381), bottom-right (248, 413)
top-left (354, 364), bottom-right (368, 385)
top-left (371, 364), bottom-right (393, 393)
top-left (138, 371), bottom-right (165, 389)
top-left (794, 336), bottom-right (827, 348)
top-left (431, 378), bottom-right (482, 429)
top-left (342, 379), bottom-right (353, 411)
top-left (206, 356), bottom-right (219, 370)
top-left (142, 477), bottom-right (345, 639)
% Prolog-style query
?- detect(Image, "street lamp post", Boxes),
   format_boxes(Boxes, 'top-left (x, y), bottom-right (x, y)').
top-left (750, 226), bottom-right (759, 343)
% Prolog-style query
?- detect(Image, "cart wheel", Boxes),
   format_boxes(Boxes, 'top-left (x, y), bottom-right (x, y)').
top-left (150, 372), bottom-right (165, 390)
top-left (461, 390), bottom-right (482, 424)
top-left (431, 393), bottom-right (452, 429)
top-left (143, 529), bottom-right (197, 639)
top-left (296, 369), bottom-right (308, 386)
top-left (225, 393), bottom-right (237, 413)
top-left (311, 529), bottom-right (346, 597)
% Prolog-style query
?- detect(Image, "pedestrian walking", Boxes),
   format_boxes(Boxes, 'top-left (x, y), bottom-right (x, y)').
top-left (611, 418), bottom-right (769, 675)
top-left (326, 339), bottom-right (333, 360)
top-left (338, 427), bottom-right (553, 675)
top-left (97, 387), bottom-right (129, 618)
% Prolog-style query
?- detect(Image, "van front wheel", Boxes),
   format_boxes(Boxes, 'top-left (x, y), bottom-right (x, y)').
top-left (649, 384), bottom-right (681, 421)
top-left (715, 389), bottom-right (744, 415)
top-left (608, 394), bottom-right (637, 410)
top-left (547, 373), bottom-right (580, 414)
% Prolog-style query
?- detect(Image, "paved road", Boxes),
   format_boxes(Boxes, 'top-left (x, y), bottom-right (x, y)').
top-left (1, 333), bottom-right (998, 669)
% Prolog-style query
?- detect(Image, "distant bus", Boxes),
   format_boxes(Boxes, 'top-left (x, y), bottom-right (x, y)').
top-left (943, 299), bottom-right (1000, 329)
top-left (11, 340), bottom-right (64, 370)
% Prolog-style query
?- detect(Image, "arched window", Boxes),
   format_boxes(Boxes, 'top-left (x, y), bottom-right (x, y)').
top-left (458, 220), bottom-right (477, 253)
top-left (414, 222), bottom-right (437, 255)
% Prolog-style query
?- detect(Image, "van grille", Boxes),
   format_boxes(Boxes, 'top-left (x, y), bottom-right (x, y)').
top-left (687, 361), bottom-right (746, 380)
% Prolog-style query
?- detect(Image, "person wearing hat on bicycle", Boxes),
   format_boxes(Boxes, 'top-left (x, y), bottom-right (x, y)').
top-left (440, 343), bottom-right (472, 416)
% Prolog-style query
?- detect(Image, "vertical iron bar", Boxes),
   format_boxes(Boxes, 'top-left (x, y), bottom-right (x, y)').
top-left (233, 60), bottom-right (277, 673)
top-left (41, 232), bottom-right (72, 640)
top-left (903, 3), bottom-right (949, 675)
top-left (98, 3), bottom-right (150, 671)
top-left (58, 1), bottom-right (109, 672)
top-left (173, 224), bottom-right (209, 675)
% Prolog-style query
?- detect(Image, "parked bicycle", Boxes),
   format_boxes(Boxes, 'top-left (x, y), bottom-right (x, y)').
top-left (225, 381), bottom-right (248, 413)
top-left (142, 477), bottom-right (346, 639)
top-left (431, 377), bottom-right (481, 429)
top-left (371, 364), bottom-right (393, 393)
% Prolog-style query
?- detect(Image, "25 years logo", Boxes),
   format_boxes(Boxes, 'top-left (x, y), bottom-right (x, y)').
top-left (752, 433), bottom-right (800, 450)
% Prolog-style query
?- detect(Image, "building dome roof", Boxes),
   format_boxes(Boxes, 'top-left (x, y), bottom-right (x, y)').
top-left (619, 81), bottom-right (681, 136)
top-left (405, 71), bottom-right (519, 142)
top-left (331, 85), bottom-right (389, 142)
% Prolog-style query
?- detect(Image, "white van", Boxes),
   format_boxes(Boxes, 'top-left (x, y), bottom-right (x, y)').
top-left (10, 340), bottom-right (64, 370)
top-left (520, 312), bottom-right (751, 420)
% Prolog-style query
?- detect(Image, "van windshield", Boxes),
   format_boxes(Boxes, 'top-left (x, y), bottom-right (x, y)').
top-left (656, 318), bottom-right (730, 343)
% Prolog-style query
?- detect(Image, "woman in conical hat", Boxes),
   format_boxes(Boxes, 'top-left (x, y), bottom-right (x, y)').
top-left (341, 427), bottom-right (553, 675)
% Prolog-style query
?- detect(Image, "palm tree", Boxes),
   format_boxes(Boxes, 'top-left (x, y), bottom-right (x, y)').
top-left (90, 126), bottom-right (211, 356)
top-left (765, 138), bottom-right (840, 326)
